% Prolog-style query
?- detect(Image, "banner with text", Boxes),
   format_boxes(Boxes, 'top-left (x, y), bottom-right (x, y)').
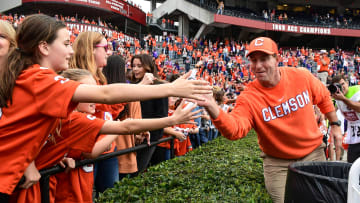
top-left (66, 22), bottom-right (135, 43)
top-left (214, 14), bottom-right (360, 37)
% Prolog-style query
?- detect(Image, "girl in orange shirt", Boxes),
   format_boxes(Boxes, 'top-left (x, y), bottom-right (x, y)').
top-left (9, 69), bottom-right (203, 203)
top-left (54, 69), bottom-right (202, 203)
top-left (70, 31), bottom-right (121, 195)
top-left (157, 96), bottom-right (187, 162)
top-left (0, 14), bottom-right (211, 200)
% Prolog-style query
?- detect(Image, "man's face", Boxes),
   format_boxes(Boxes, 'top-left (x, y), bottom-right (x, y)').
top-left (339, 79), bottom-right (349, 94)
top-left (249, 51), bottom-right (280, 87)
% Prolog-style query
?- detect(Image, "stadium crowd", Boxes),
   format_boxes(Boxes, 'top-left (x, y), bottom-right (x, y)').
top-left (1, 12), bottom-right (360, 202)
top-left (187, 0), bottom-right (360, 29)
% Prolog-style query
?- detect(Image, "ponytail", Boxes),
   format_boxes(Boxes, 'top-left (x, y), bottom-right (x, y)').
top-left (0, 14), bottom-right (66, 108)
top-left (0, 48), bottom-right (33, 107)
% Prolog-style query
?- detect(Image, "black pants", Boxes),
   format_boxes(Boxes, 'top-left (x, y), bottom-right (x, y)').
top-left (348, 143), bottom-right (360, 163)
top-left (135, 128), bottom-right (163, 175)
top-left (136, 144), bottom-right (157, 173)
top-left (149, 146), bottom-right (167, 166)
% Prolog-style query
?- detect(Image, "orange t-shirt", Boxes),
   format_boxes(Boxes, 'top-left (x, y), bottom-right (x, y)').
top-left (9, 112), bottom-right (104, 203)
top-left (112, 32), bottom-right (118, 40)
top-left (9, 177), bottom-right (57, 203)
top-left (158, 109), bottom-right (175, 149)
top-left (318, 56), bottom-right (330, 73)
top-left (116, 102), bottom-right (141, 174)
top-left (53, 114), bottom-right (105, 203)
top-left (212, 67), bottom-right (335, 159)
top-left (55, 149), bottom-right (94, 203)
top-left (94, 98), bottom-right (126, 156)
top-left (0, 64), bottom-right (80, 195)
top-left (330, 49), bottom-right (336, 55)
top-left (175, 123), bottom-right (195, 156)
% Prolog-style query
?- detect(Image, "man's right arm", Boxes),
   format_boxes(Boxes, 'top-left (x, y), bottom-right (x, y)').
top-left (204, 97), bottom-right (220, 119)
top-left (201, 94), bottom-right (253, 140)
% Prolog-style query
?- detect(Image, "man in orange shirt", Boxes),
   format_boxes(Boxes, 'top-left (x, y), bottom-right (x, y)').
top-left (199, 37), bottom-right (342, 203)
top-left (317, 49), bottom-right (330, 85)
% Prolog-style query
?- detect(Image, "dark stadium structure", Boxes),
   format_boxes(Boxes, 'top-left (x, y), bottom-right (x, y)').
top-left (2, 0), bottom-right (147, 38)
top-left (147, 0), bottom-right (360, 50)
top-left (2, 0), bottom-right (360, 49)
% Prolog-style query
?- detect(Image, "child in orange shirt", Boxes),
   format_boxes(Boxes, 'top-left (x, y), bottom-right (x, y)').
top-left (157, 97), bottom-right (187, 162)
top-left (55, 70), bottom-right (202, 202)
top-left (173, 99), bottom-right (199, 156)
top-left (10, 69), bottom-right (203, 203)
top-left (0, 14), bottom-right (211, 200)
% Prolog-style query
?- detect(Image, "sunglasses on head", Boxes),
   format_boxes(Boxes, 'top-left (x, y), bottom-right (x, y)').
top-left (95, 44), bottom-right (110, 52)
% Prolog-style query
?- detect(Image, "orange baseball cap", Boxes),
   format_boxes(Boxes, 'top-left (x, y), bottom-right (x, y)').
top-left (246, 37), bottom-right (278, 57)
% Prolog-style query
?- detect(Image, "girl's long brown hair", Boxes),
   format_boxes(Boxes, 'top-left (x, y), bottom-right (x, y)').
top-left (130, 54), bottom-right (164, 84)
top-left (0, 14), bottom-right (66, 108)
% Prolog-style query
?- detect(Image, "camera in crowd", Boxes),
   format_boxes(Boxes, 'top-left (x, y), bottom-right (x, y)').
top-left (328, 83), bottom-right (342, 94)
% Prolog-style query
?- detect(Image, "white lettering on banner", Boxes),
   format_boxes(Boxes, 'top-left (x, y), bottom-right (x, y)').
top-left (88, 0), bottom-right (100, 5)
top-left (287, 25), bottom-right (297, 32)
top-left (111, 5), bottom-right (120, 11)
top-left (74, 0), bottom-right (87, 3)
top-left (107, 0), bottom-right (127, 15)
top-left (65, 22), bottom-right (135, 44)
top-left (262, 90), bottom-right (310, 122)
top-left (272, 24), bottom-right (331, 35)
top-left (111, 0), bottom-right (124, 9)
top-left (272, 24), bottom-right (286, 31)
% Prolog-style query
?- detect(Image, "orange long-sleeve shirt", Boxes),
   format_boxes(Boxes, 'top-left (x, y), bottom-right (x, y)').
top-left (212, 67), bottom-right (335, 159)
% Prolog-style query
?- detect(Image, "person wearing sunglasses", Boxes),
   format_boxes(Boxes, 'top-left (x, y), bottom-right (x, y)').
top-left (95, 43), bottom-right (111, 53)
top-left (69, 31), bottom-right (125, 195)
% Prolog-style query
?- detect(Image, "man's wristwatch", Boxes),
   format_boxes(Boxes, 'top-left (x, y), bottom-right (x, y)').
top-left (330, 120), bottom-right (341, 126)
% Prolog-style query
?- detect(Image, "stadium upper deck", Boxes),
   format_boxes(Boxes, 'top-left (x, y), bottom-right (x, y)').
top-left (2, 0), bottom-right (147, 38)
top-left (149, 0), bottom-right (360, 49)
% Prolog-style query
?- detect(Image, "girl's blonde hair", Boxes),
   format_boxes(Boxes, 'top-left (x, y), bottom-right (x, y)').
top-left (69, 31), bottom-right (107, 84)
top-left (56, 69), bottom-right (93, 141)
top-left (213, 86), bottom-right (225, 105)
top-left (0, 20), bottom-right (16, 51)
top-left (61, 68), bottom-right (93, 82)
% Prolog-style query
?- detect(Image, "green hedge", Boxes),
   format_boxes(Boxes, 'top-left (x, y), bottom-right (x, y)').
top-left (97, 131), bottom-right (272, 202)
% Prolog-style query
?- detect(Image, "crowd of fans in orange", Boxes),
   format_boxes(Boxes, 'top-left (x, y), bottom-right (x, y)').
top-left (3, 12), bottom-right (360, 157)
top-left (1, 12), bottom-right (360, 202)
